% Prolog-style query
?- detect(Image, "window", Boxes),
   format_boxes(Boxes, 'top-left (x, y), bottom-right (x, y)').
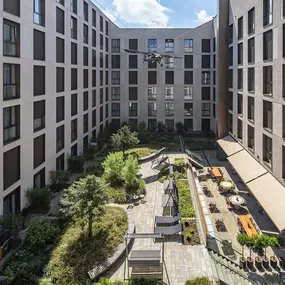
top-left (3, 146), bottom-right (20, 190)
top-left (238, 17), bottom-right (243, 39)
top-left (56, 37), bottom-right (64, 63)
top-left (92, 110), bottom-right (96, 127)
top-left (3, 64), bottom-right (20, 99)
top-left (248, 38), bottom-right (255, 63)
top-left (92, 90), bottom-right (96, 107)
top-left (237, 119), bottom-right (243, 140)
top-left (56, 125), bottom-right (64, 153)
top-left (248, 8), bottom-right (255, 34)
top-left (100, 15), bottom-right (103, 32)
top-left (248, 96), bottom-right (255, 122)
top-left (202, 71), bottom-right (210, 85)
top-left (112, 55), bottom-right (120, 68)
top-left (238, 94), bottom-right (243, 115)
top-left (229, 47), bottom-right (233, 66)
top-left (165, 119), bottom-right (174, 131)
top-left (165, 57), bottom-right (174, 69)
top-left (165, 71), bottom-right (174, 85)
top-left (57, 0), bottom-right (64, 5)
top-left (165, 87), bottom-right (174, 100)
top-left (112, 39), bottom-right (120, 53)
top-left (228, 113), bottom-right (233, 133)
top-left (184, 39), bottom-right (193, 52)
top-left (84, 1), bottom-right (88, 22)
top-left (34, 134), bottom-right (45, 169)
top-left (71, 94), bottom-right (77, 116)
top-left (201, 119), bottom-right (210, 131)
top-left (283, 24), bottom-right (285, 58)
top-left (3, 0), bottom-right (20, 16)
top-left (184, 87), bottom-right (193, 100)
top-left (56, 7), bottom-right (64, 34)
top-left (202, 102), bottom-right (210, 116)
top-left (202, 39), bottom-right (210, 53)
top-left (129, 103), bottom-right (138, 117)
top-left (283, 146), bottom-right (285, 178)
top-left (238, 69), bottom-right (243, 90)
top-left (56, 153), bottom-right (65, 171)
top-left (34, 0), bottom-right (45, 26)
top-left (184, 103), bottom-right (193, 116)
top-left (100, 52), bottom-right (103, 68)
top-left (84, 69), bottom-right (88, 88)
top-left (106, 88), bottom-right (109, 102)
top-left (3, 187), bottom-right (21, 215)
top-left (202, 55), bottom-right (210, 69)
top-left (34, 100), bottom-right (45, 131)
top-left (92, 50), bottom-right (96, 67)
top-left (248, 125), bottom-right (255, 150)
top-left (263, 100), bottom-right (273, 130)
top-left (148, 71), bottom-right (157, 85)
top-left (71, 68), bottom-right (77, 90)
top-left (263, 30), bottom-right (273, 60)
top-left (229, 70), bottom-right (233, 88)
top-left (129, 71), bottom-right (138, 85)
top-left (112, 87), bottom-right (120, 100)
top-left (92, 9), bottom-right (96, 26)
top-left (148, 103), bottom-right (157, 116)
top-left (202, 87), bottom-right (210, 100)
top-left (106, 21), bottom-right (109, 35)
top-left (184, 71), bottom-right (193, 85)
top-left (83, 91), bottom-right (88, 111)
top-left (213, 54), bottom-right (216, 68)
top-left (148, 39), bottom-right (157, 52)
top-left (100, 34), bottom-right (103, 50)
top-left (112, 71), bottom-right (120, 84)
top-left (70, 0), bottom-right (77, 14)
top-left (129, 55), bottom-right (138, 69)
top-left (100, 89), bottom-right (103, 104)
top-left (263, 0), bottom-right (273, 26)
top-left (100, 70), bottom-right (103, 86)
top-left (3, 19), bottom-right (20, 57)
top-left (3, 105), bottom-right (20, 144)
top-left (263, 134), bottom-right (272, 166)
top-left (71, 42), bottom-right (77, 64)
top-left (229, 24), bottom-right (233, 44)
top-left (129, 87), bottom-right (138, 100)
top-left (213, 103), bottom-right (216, 118)
top-left (148, 119), bottom-right (157, 131)
top-left (283, 65), bottom-right (285, 98)
top-left (83, 47), bottom-right (88, 66)
top-left (165, 39), bottom-right (174, 53)
top-left (56, 67), bottom-right (64, 93)
top-left (83, 113), bottom-right (88, 133)
top-left (112, 103), bottom-right (120, 116)
top-left (184, 119), bottom-right (193, 131)
top-left (248, 67), bottom-right (255, 92)
top-left (33, 29), bottom-right (45, 60)
top-left (92, 70), bottom-right (96, 87)
top-left (229, 92), bottom-right (233, 111)
top-left (56, 96), bottom-right (64, 122)
top-left (148, 87), bottom-right (157, 100)
top-left (34, 66), bottom-right (45, 96)
top-left (213, 38), bottom-right (216, 52)
top-left (185, 55), bottom-right (193, 69)
top-left (238, 43), bottom-right (243, 65)
top-left (105, 71), bottom-right (108, 85)
top-left (129, 39), bottom-right (138, 50)
top-left (83, 24), bottom-right (88, 44)
top-left (165, 103), bottom-right (174, 116)
top-left (263, 66), bottom-right (272, 95)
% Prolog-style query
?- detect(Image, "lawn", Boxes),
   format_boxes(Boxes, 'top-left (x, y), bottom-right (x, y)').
top-left (41, 206), bottom-right (128, 285)
top-left (176, 180), bottom-right (195, 218)
top-left (126, 145), bottom-right (159, 159)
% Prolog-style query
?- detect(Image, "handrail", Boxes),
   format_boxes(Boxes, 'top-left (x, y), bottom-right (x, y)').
top-left (209, 235), bottom-right (243, 257)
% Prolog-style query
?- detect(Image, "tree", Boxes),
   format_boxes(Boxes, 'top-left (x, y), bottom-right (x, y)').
top-left (237, 233), bottom-right (247, 258)
top-left (60, 175), bottom-right (107, 239)
top-left (110, 126), bottom-right (139, 155)
top-left (176, 121), bottom-right (184, 134)
top-left (102, 152), bottom-right (124, 186)
top-left (157, 121), bottom-right (166, 133)
top-left (122, 155), bottom-right (140, 190)
top-left (245, 236), bottom-right (255, 259)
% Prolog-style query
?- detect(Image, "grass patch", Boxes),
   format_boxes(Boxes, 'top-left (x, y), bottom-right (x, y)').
top-left (42, 206), bottom-right (128, 285)
top-left (126, 146), bottom-right (159, 159)
top-left (177, 180), bottom-right (195, 218)
top-left (185, 277), bottom-right (211, 285)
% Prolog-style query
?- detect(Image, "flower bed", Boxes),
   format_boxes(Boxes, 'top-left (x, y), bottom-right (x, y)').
top-left (126, 146), bottom-right (159, 159)
top-left (182, 219), bottom-right (200, 245)
top-left (176, 180), bottom-right (195, 218)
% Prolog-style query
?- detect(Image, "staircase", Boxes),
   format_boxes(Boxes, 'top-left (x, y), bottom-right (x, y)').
top-left (209, 250), bottom-right (255, 285)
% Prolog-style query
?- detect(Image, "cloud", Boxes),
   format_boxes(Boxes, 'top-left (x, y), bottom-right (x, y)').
top-left (194, 9), bottom-right (214, 25)
top-left (111, 0), bottom-right (171, 28)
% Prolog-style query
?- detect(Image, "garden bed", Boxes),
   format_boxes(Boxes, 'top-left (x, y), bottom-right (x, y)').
top-left (182, 219), bottom-right (200, 245)
top-left (126, 145), bottom-right (159, 159)
top-left (158, 158), bottom-right (187, 183)
top-left (176, 180), bottom-right (195, 218)
top-left (184, 136), bottom-right (216, 150)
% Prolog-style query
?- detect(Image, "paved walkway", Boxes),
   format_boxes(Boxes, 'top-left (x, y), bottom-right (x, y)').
top-left (109, 154), bottom-right (214, 285)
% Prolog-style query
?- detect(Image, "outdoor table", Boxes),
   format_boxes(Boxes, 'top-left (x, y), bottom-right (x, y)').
top-left (219, 181), bottom-right (234, 191)
top-left (211, 168), bottom-right (223, 180)
top-left (238, 215), bottom-right (258, 237)
top-left (229, 195), bottom-right (245, 206)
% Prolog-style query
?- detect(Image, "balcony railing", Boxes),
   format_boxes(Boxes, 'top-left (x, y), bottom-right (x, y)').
top-left (148, 94), bottom-right (157, 100)
top-left (165, 95), bottom-right (174, 100)
top-left (112, 79), bottom-right (120, 85)
top-left (165, 111), bottom-right (174, 116)
top-left (129, 110), bottom-right (138, 117)
top-left (202, 111), bottom-right (211, 117)
top-left (112, 111), bottom-right (120, 117)
top-left (184, 95), bottom-right (193, 100)
top-left (148, 110), bottom-right (157, 116)
top-left (184, 110), bottom-right (193, 116)
top-left (148, 47), bottom-right (157, 53)
top-left (111, 47), bottom-right (120, 53)
top-left (112, 95), bottom-right (120, 100)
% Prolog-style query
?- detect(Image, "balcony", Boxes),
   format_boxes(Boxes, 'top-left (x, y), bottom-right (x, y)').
top-left (148, 110), bottom-right (157, 116)
top-left (165, 95), bottom-right (174, 100)
top-left (165, 110), bottom-right (174, 116)
top-left (184, 95), bottom-right (193, 100)
top-left (112, 95), bottom-right (120, 100)
top-left (184, 110), bottom-right (193, 117)
top-left (148, 94), bottom-right (157, 100)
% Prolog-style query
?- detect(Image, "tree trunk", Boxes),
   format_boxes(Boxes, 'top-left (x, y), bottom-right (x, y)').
top-left (88, 211), bottom-right (93, 239)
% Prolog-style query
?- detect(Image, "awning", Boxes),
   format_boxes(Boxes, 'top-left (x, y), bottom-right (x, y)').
top-left (217, 135), bottom-right (243, 157)
top-left (247, 173), bottom-right (285, 232)
top-left (227, 150), bottom-right (267, 183)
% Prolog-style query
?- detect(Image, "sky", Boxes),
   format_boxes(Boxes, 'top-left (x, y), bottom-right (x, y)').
top-left (91, 0), bottom-right (217, 29)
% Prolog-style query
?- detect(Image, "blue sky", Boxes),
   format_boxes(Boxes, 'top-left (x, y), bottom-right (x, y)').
top-left (91, 0), bottom-right (217, 28)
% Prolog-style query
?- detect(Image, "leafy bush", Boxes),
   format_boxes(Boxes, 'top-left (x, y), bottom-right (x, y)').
top-left (0, 272), bottom-right (38, 285)
top-left (122, 155), bottom-right (140, 190)
top-left (177, 180), bottom-right (195, 218)
top-left (67, 155), bottom-right (85, 173)
top-left (84, 145), bottom-right (98, 160)
top-left (26, 220), bottom-right (60, 249)
top-left (0, 214), bottom-right (23, 238)
top-left (106, 186), bottom-right (127, 203)
top-left (26, 188), bottom-right (51, 210)
top-left (102, 152), bottom-right (124, 186)
top-left (185, 277), bottom-right (211, 285)
top-left (85, 161), bottom-right (104, 176)
top-left (49, 170), bottom-right (70, 185)
top-left (157, 121), bottom-right (166, 132)
top-left (176, 121), bottom-right (184, 134)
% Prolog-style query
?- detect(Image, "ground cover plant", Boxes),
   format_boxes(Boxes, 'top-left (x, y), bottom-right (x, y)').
top-left (176, 180), bottom-right (195, 218)
top-left (158, 158), bottom-right (187, 182)
top-left (185, 277), bottom-right (211, 285)
top-left (125, 145), bottom-right (159, 159)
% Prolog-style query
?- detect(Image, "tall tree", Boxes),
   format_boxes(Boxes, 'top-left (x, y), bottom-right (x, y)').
top-left (110, 126), bottom-right (139, 156)
top-left (102, 152), bottom-right (124, 186)
top-left (60, 175), bottom-right (107, 239)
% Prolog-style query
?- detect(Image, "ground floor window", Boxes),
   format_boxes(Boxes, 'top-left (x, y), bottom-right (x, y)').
top-left (3, 186), bottom-right (20, 215)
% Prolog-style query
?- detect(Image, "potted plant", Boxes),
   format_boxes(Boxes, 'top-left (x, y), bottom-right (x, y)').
top-left (245, 236), bottom-right (255, 268)
top-left (237, 233), bottom-right (247, 269)
top-left (268, 236), bottom-right (279, 268)
top-left (255, 256), bottom-right (262, 270)
top-left (259, 234), bottom-right (270, 268)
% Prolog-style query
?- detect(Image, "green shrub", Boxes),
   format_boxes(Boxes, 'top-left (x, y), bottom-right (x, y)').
top-left (177, 180), bottom-right (195, 218)
top-left (0, 272), bottom-right (38, 285)
top-left (26, 220), bottom-right (60, 249)
top-left (126, 146), bottom-right (158, 159)
top-left (0, 214), bottom-right (23, 238)
top-left (106, 186), bottom-right (127, 203)
top-left (67, 155), bottom-right (85, 173)
top-left (85, 162), bottom-right (104, 176)
top-left (122, 155), bottom-right (140, 190)
top-left (26, 188), bottom-right (51, 210)
top-left (185, 277), bottom-right (211, 285)
top-left (84, 145), bottom-right (98, 160)
top-left (102, 152), bottom-right (124, 186)
top-left (176, 121), bottom-right (184, 134)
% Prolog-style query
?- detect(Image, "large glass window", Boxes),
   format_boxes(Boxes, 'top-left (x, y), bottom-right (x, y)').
top-left (3, 105), bottom-right (20, 144)
top-left (34, 0), bottom-right (45, 26)
top-left (263, 0), bottom-right (273, 26)
top-left (34, 100), bottom-right (45, 131)
top-left (3, 19), bottom-right (20, 57)
top-left (165, 39), bottom-right (174, 53)
top-left (148, 39), bottom-right (157, 52)
top-left (3, 64), bottom-right (20, 100)
top-left (184, 39), bottom-right (193, 52)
